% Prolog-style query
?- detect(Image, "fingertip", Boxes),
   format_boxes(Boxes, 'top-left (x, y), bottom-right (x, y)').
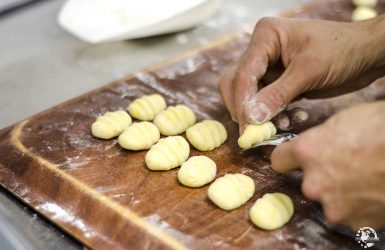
top-left (247, 68), bottom-right (305, 125)
top-left (270, 148), bottom-right (279, 168)
top-left (271, 145), bottom-right (285, 172)
top-left (238, 119), bottom-right (247, 136)
top-left (289, 107), bottom-right (309, 127)
top-left (272, 112), bottom-right (291, 131)
top-left (271, 141), bottom-right (299, 173)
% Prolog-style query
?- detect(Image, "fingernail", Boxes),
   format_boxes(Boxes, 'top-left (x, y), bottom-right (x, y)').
top-left (246, 102), bottom-right (271, 124)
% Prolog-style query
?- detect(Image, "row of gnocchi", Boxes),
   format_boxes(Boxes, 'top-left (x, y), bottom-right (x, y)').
top-left (91, 93), bottom-right (293, 230)
top-left (91, 93), bottom-right (277, 150)
top-left (91, 94), bottom-right (227, 151)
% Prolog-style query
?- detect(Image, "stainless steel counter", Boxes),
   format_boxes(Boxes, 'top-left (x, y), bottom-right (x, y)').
top-left (0, 0), bottom-right (305, 248)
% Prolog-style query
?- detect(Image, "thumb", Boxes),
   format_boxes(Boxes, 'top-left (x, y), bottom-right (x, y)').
top-left (244, 61), bottom-right (310, 124)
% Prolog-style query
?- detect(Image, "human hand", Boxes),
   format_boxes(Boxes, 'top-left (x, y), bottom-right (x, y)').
top-left (219, 15), bottom-right (385, 132)
top-left (271, 101), bottom-right (385, 230)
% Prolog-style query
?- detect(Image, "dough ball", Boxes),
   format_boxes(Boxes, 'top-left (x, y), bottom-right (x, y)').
top-left (153, 105), bottom-right (196, 136)
top-left (118, 122), bottom-right (160, 150)
top-left (353, 0), bottom-right (378, 7)
top-left (91, 111), bottom-right (132, 139)
top-left (145, 136), bottom-right (190, 171)
top-left (127, 94), bottom-right (166, 121)
top-left (208, 174), bottom-right (255, 210)
top-left (249, 193), bottom-right (294, 230)
top-left (238, 122), bottom-right (277, 149)
top-left (178, 156), bottom-right (217, 187)
top-left (186, 120), bottom-right (227, 151)
top-left (352, 6), bottom-right (377, 21)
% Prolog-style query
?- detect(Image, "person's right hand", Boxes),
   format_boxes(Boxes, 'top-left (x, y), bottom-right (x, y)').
top-left (219, 15), bottom-right (385, 132)
top-left (271, 101), bottom-right (385, 230)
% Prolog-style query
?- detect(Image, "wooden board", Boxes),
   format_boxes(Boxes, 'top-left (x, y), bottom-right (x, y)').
top-left (1, 0), bottom-right (385, 249)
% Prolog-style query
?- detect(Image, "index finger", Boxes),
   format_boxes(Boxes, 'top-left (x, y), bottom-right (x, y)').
top-left (233, 18), bottom-right (282, 128)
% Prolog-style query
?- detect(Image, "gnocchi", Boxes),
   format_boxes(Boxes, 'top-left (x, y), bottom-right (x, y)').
top-left (145, 136), bottom-right (190, 171)
top-left (238, 122), bottom-right (277, 149)
top-left (127, 94), bottom-right (167, 121)
top-left (178, 156), bottom-right (217, 187)
top-left (352, 6), bottom-right (377, 21)
top-left (118, 122), bottom-right (160, 150)
top-left (208, 174), bottom-right (255, 210)
top-left (91, 111), bottom-right (132, 139)
top-left (353, 0), bottom-right (377, 7)
top-left (153, 105), bottom-right (196, 136)
top-left (249, 193), bottom-right (294, 230)
top-left (186, 120), bottom-right (227, 151)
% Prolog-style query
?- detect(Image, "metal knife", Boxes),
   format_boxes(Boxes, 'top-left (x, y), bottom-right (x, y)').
top-left (246, 133), bottom-right (297, 149)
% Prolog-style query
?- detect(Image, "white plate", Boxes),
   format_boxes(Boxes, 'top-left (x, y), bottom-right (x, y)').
top-left (58, 0), bottom-right (222, 43)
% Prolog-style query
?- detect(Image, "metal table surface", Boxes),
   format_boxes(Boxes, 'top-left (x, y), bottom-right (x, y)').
top-left (0, 0), bottom-right (305, 249)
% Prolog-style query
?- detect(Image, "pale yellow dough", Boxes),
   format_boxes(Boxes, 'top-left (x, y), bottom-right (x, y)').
top-left (127, 94), bottom-right (167, 121)
top-left (208, 174), bottom-right (255, 210)
top-left (145, 136), bottom-right (190, 170)
top-left (118, 122), bottom-right (160, 150)
top-left (153, 105), bottom-right (196, 136)
top-left (91, 111), bottom-right (132, 139)
top-left (238, 122), bottom-right (277, 149)
top-left (353, 0), bottom-right (378, 7)
top-left (352, 6), bottom-right (377, 21)
top-left (178, 156), bottom-right (217, 187)
top-left (186, 120), bottom-right (227, 151)
top-left (249, 193), bottom-right (294, 230)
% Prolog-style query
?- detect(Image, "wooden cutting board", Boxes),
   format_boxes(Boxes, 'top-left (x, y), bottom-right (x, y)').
top-left (1, 0), bottom-right (384, 249)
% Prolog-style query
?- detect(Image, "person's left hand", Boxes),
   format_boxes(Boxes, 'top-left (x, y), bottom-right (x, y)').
top-left (271, 101), bottom-right (385, 230)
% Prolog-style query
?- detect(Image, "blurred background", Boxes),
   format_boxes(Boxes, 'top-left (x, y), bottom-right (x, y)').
top-left (0, 0), bottom-right (306, 249)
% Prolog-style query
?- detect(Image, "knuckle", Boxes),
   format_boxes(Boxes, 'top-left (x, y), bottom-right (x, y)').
top-left (276, 85), bottom-right (290, 105)
top-left (264, 85), bottom-right (290, 110)
top-left (255, 17), bottom-right (278, 29)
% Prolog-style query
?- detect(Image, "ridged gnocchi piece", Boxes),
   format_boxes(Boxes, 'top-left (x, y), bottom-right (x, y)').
top-left (91, 111), bottom-right (132, 139)
top-left (153, 105), bottom-right (196, 136)
top-left (353, 0), bottom-right (377, 7)
top-left (118, 122), bottom-right (160, 150)
top-left (145, 136), bottom-right (190, 171)
top-left (208, 174), bottom-right (255, 210)
top-left (127, 94), bottom-right (167, 121)
top-left (352, 6), bottom-right (377, 21)
top-left (178, 156), bottom-right (217, 187)
top-left (249, 193), bottom-right (294, 230)
top-left (186, 120), bottom-right (227, 151)
top-left (238, 122), bottom-right (277, 149)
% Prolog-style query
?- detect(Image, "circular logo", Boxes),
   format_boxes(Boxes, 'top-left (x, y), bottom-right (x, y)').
top-left (355, 227), bottom-right (379, 248)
